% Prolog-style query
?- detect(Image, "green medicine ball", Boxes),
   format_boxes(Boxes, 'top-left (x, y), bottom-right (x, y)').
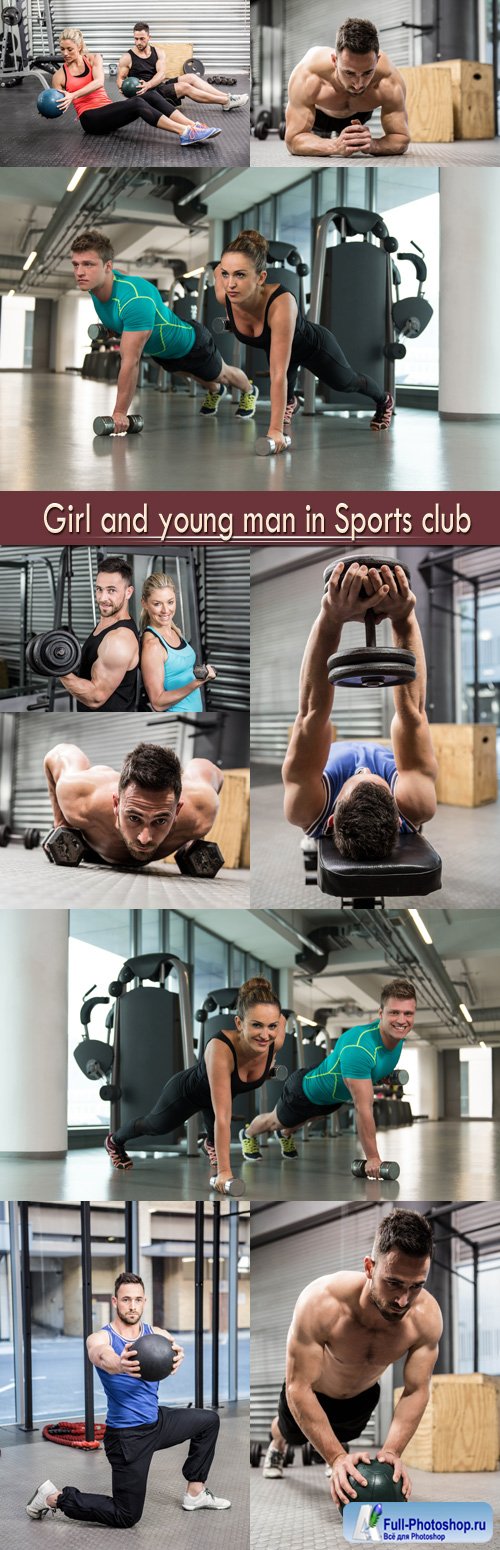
top-left (340, 1460), bottom-right (406, 1513)
top-left (122, 76), bottom-right (141, 96)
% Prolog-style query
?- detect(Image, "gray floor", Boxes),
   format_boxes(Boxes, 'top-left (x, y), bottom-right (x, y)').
top-left (251, 1458), bottom-right (499, 1550)
top-left (0, 76), bottom-right (250, 169)
top-left (251, 133), bottom-right (500, 168)
top-left (1, 1408), bottom-right (248, 1550)
top-left (1, 377), bottom-right (499, 492)
top-left (250, 775), bottom-right (500, 908)
top-left (0, 847), bottom-right (249, 909)
top-left (2, 1121), bottom-right (500, 1201)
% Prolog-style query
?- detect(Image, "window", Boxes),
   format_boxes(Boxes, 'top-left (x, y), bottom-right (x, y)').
top-left (276, 178), bottom-right (313, 277)
top-left (377, 170), bottom-right (439, 388)
top-left (0, 1203), bottom-right (15, 1424)
top-left (456, 1253), bottom-right (500, 1373)
top-left (68, 912), bottom-right (131, 1129)
top-left (458, 590), bottom-right (500, 726)
top-left (459, 1047), bottom-right (492, 1118)
top-left (193, 927), bottom-right (229, 1017)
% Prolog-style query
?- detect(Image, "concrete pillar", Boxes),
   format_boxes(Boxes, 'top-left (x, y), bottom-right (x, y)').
top-left (2, 911), bottom-right (68, 1155)
top-left (492, 1047), bottom-right (500, 1120)
top-left (441, 1049), bottom-right (461, 1119)
top-left (440, 170), bottom-right (500, 418)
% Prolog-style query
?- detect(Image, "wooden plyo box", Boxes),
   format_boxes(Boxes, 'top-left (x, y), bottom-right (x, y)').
top-left (155, 41), bottom-right (194, 77)
top-left (400, 65), bottom-right (454, 142)
top-left (430, 723), bottom-right (497, 807)
top-left (432, 59), bottom-right (495, 139)
top-left (394, 1374), bottom-right (499, 1472)
top-left (163, 769), bottom-right (250, 871)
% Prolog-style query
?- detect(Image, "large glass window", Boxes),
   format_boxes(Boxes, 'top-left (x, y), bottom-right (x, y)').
top-left (458, 590), bottom-right (500, 727)
top-left (0, 1204), bottom-right (15, 1424)
top-left (193, 926), bottom-right (229, 1016)
top-left (0, 295), bottom-right (35, 370)
top-left (456, 1253), bottom-right (500, 1373)
top-left (68, 912), bottom-right (131, 1129)
top-left (377, 170), bottom-right (439, 388)
top-left (276, 178), bottom-right (313, 276)
top-left (459, 1048), bottom-right (492, 1118)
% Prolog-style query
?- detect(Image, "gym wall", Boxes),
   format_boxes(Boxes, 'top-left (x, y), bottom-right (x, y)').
top-left (26, 0), bottom-right (251, 71)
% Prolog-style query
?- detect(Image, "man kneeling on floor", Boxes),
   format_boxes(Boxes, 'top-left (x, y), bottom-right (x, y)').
top-left (27, 1271), bottom-right (230, 1526)
top-left (263, 1209), bottom-right (441, 1509)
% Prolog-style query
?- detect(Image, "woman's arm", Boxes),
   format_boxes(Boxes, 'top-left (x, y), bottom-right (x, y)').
top-left (204, 1040), bottom-right (235, 1186)
top-left (268, 293), bottom-right (298, 442)
top-left (141, 632), bottom-right (202, 713)
top-left (70, 52), bottom-right (105, 99)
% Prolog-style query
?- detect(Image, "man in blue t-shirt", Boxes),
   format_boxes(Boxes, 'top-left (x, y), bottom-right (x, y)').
top-left (282, 558), bottom-right (438, 860)
top-left (71, 228), bottom-right (257, 435)
top-left (240, 977), bottom-right (416, 1180)
top-left (27, 1271), bottom-right (230, 1528)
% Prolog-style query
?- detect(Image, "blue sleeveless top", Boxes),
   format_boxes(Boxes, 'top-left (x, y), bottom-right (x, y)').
top-left (97, 1321), bottom-right (159, 1427)
top-left (306, 741), bottom-right (413, 837)
top-left (143, 625), bottom-right (203, 713)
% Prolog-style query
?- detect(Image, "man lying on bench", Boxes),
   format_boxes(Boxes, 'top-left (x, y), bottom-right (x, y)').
top-left (282, 559), bottom-right (438, 860)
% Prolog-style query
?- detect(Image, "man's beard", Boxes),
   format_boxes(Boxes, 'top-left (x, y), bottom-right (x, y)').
top-left (115, 816), bottom-right (163, 866)
top-left (99, 602), bottom-right (121, 618)
top-left (369, 1287), bottom-right (408, 1322)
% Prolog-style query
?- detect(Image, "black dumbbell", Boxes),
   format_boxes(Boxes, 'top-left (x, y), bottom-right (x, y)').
top-left (250, 1441), bottom-right (262, 1467)
top-left (193, 664), bottom-right (216, 681)
top-left (43, 827), bottom-right (87, 866)
top-left (211, 315), bottom-right (230, 334)
top-left (88, 324), bottom-right (112, 343)
top-left (256, 436), bottom-right (291, 457)
top-left (0, 824), bottom-right (40, 849)
top-left (209, 1176), bottom-right (245, 1196)
top-left (26, 629), bottom-right (81, 677)
top-left (351, 1159), bottom-right (400, 1181)
top-left (174, 839), bottom-right (224, 878)
top-left (324, 554), bottom-right (416, 688)
top-left (269, 1064), bottom-right (288, 1080)
top-left (93, 414), bottom-right (144, 437)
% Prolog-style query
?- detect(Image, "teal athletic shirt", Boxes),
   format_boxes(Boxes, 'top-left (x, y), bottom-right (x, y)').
top-left (91, 271), bottom-right (196, 361)
top-left (302, 1018), bottom-right (404, 1106)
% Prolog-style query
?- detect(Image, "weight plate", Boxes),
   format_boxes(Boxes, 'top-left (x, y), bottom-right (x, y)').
top-left (328, 647), bottom-right (416, 688)
top-left (32, 629), bottom-right (82, 676)
top-left (183, 56), bottom-right (205, 76)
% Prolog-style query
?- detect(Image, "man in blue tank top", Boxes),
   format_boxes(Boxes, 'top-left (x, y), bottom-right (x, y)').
top-left (27, 1271), bottom-right (230, 1527)
top-left (241, 978), bottom-right (416, 1180)
top-left (282, 559), bottom-right (438, 860)
top-left (55, 555), bottom-right (139, 713)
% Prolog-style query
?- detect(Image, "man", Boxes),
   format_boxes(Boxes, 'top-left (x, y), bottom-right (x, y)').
top-left (282, 559), bottom-right (438, 861)
top-left (43, 740), bottom-right (222, 867)
top-left (71, 229), bottom-right (257, 435)
top-left (286, 17), bottom-right (410, 159)
top-left (60, 555), bottom-right (139, 712)
top-left (118, 22), bottom-right (248, 113)
top-left (241, 978), bottom-right (416, 1180)
top-left (263, 1209), bottom-right (441, 1509)
top-left (27, 1270), bottom-right (230, 1527)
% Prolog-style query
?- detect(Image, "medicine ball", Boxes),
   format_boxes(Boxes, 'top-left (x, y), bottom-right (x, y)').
top-left (122, 76), bottom-right (141, 97)
top-left (134, 1333), bottom-right (174, 1380)
top-left (37, 87), bottom-right (65, 118)
top-left (340, 1460), bottom-right (406, 1513)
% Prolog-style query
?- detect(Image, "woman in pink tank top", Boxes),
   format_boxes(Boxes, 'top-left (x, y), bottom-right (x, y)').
top-left (49, 28), bottom-right (220, 144)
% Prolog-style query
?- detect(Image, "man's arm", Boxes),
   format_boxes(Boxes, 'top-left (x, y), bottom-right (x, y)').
top-left (370, 77), bottom-right (410, 156)
top-left (286, 1281), bottom-right (372, 1504)
top-left (285, 68), bottom-right (350, 158)
top-left (87, 1330), bottom-right (141, 1376)
top-left (381, 1308), bottom-right (442, 1456)
top-left (60, 631), bottom-right (138, 710)
top-left (366, 564), bottom-right (437, 825)
top-left (116, 50), bottom-right (133, 90)
top-left (44, 743), bottom-right (91, 825)
top-left (343, 1076), bottom-right (381, 1177)
top-left (114, 329), bottom-right (152, 422)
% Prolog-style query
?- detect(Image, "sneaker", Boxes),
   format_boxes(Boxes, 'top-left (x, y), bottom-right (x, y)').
top-left (180, 125), bottom-right (221, 144)
top-left (203, 1136), bottom-right (218, 1170)
top-left (200, 382), bottom-right (227, 416)
top-left (279, 1132), bottom-right (299, 1160)
top-left (263, 1445), bottom-right (284, 1479)
top-left (283, 394), bottom-right (301, 429)
top-left (371, 392), bottom-right (394, 431)
top-left (235, 382), bottom-right (259, 419)
top-left (300, 835), bottom-right (317, 854)
top-left (105, 1133), bottom-right (133, 1170)
top-left (223, 93), bottom-right (249, 111)
top-left (239, 1125), bottom-right (262, 1162)
top-left (182, 1488), bottom-right (231, 1511)
top-left (26, 1481), bottom-right (58, 1519)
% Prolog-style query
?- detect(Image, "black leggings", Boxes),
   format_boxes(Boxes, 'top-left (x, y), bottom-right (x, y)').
top-left (287, 322), bottom-right (385, 407)
top-left (113, 1068), bottom-right (209, 1147)
top-left (80, 97), bottom-right (165, 135)
top-left (57, 1406), bottom-right (220, 1529)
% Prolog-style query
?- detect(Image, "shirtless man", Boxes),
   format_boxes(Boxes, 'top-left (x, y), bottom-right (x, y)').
top-left (263, 1209), bottom-right (441, 1508)
top-left (286, 17), bottom-right (410, 159)
top-left (43, 740), bottom-right (222, 867)
top-left (59, 555), bottom-right (139, 713)
top-left (282, 560), bottom-right (438, 861)
top-left (117, 22), bottom-right (248, 113)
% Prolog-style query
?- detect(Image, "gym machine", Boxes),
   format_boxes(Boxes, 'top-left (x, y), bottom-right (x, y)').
top-left (0, 0), bottom-right (61, 90)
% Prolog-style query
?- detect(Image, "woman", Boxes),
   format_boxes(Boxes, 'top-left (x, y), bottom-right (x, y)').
top-left (214, 229), bottom-right (394, 452)
top-left (50, 29), bottom-right (219, 144)
top-left (105, 978), bottom-right (286, 1194)
top-left (140, 572), bottom-right (216, 713)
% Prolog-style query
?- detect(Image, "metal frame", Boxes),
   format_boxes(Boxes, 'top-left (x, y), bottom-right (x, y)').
top-left (227, 1203), bottom-right (239, 1402)
top-left (418, 547), bottom-right (500, 726)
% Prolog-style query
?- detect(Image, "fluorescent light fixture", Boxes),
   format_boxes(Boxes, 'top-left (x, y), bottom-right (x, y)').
top-left (23, 250), bottom-right (37, 272)
top-left (479, 1041), bottom-right (486, 1049)
top-left (459, 1003), bottom-right (473, 1024)
top-left (66, 166), bottom-right (86, 192)
top-left (296, 1015), bottom-right (317, 1027)
top-left (407, 908), bottom-right (433, 945)
top-left (181, 1255), bottom-right (195, 1263)
top-left (7, 289), bottom-right (15, 297)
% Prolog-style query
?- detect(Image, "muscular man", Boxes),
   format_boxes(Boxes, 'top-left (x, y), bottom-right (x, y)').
top-left (71, 229), bottom-right (255, 434)
top-left (241, 978), bottom-right (416, 1180)
top-left (286, 17), bottom-right (409, 159)
top-left (27, 1270), bottom-right (229, 1527)
top-left (60, 555), bottom-right (139, 712)
top-left (118, 22), bottom-right (248, 113)
top-left (263, 1209), bottom-right (441, 1509)
top-left (43, 740), bottom-right (222, 867)
top-left (282, 560), bottom-right (438, 861)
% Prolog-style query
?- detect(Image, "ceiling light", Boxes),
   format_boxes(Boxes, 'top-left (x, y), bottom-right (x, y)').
top-left (66, 167), bottom-right (86, 193)
top-left (407, 908), bottom-right (433, 945)
top-left (22, 251), bottom-right (37, 272)
top-left (459, 1003), bottom-right (472, 1024)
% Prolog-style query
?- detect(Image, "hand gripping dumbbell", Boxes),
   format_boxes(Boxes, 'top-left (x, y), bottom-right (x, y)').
top-left (193, 664), bottom-right (217, 682)
top-left (323, 553), bottom-right (416, 687)
top-left (256, 436), bottom-right (291, 457)
top-left (209, 1177), bottom-right (246, 1196)
top-left (93, 414), bottom-right (144, 437)
top-left (26, 629), bottom-right (81, 677)
top-left (351, 1159), bottom-right (400, 1181)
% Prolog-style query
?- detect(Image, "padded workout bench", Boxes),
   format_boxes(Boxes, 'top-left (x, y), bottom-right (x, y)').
top-left (307, 820), bottom-right (442, 906)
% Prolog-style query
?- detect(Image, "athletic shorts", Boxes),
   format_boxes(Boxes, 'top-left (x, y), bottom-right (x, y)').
top-left (276, 1067), bottom-right (345, 1128)
top-left (153, 320), bottom-right (223, 382)
top-left (161, 77), bottom-right (184, 103)
top-left (313, 107), bottom-right (372, 138)
top-left (278, 1380), bottom-right (380, 1448)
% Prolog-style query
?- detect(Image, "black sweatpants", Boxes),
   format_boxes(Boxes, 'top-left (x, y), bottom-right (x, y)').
top-left (113, 1067), bottom-right (208, 1147)
top-left (57, 1405), bottom-right (220, 1529)
top-left (287, 322), bottom-right (385, 407)
top-left (80, 97), bottom-right (165, 135)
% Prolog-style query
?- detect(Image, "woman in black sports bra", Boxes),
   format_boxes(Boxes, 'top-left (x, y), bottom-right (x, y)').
top-left (214, 228), bottom-right (393, 452)
top-left (105, 977), bottom-right (286, 1193)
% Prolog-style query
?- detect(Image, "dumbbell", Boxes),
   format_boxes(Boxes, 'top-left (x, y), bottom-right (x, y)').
top-left (174, 839), bottom-right (224, 878)
top-left (193, 664), bottom-right (217, 682)
top-left (43, 827), bottom-right (87, 866)
top-left (269, 1064), bottom-right (288, 1080)
top-left (211, 315), bottom-right (229, 334)
top-left (209, 1177), bottom-right (246, 1196)
top-left (0, 824), bottom-right (40, 849)
top-left (26, 629), bottom-right (81, 677)
top-left (324, 554), bottom-right (416, 688)
top-left (93, 414), bottom-right (144, 437)
top-left (88, 324), bottom-right (112, 343)
top-left (351, 1159), bottom-right (400, 1181)
top-left (256, 436), bottom-right (291, 457)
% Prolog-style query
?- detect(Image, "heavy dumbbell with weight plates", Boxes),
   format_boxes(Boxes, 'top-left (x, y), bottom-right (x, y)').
top-left (0, 824), bottom-right (40, 849)
top-left (174, 839), bottom-right (224, 878)
top-left (43, 827), bottom-right (87, 866)
top-left (26, 629), bottom-right (81, 677)
top-left (351, 1158), bottom-right (400, 1181)
top-left (93, 415), bottom-right (144, 437)
top-left (324, 553), bottom-right (416, 688)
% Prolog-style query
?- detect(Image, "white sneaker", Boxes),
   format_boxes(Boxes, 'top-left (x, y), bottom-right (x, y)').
top-left (182, 1487), bottom-right (231, 1510)
top-left (263, 1444), bottom-right (284, 1478)
top-left (300, 835), bottom-right (318, 854)
top-left (223, 93), bottom-right (249, 110)
top-left (26, 1480), bottom-right (59, 1519)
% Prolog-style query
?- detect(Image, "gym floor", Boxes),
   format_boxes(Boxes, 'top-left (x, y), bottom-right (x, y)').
top-left (0, 75), bottom-right (250, 168)
top-left (250, 1458), bottom-right (500, 1550)
top-left (250, 772), bottom-right (500, 909)
top-left (1, 375), bottom-right (498, 492)
top-left (1, 847), bottom-right (249, 908)
top-left (250, 134), bottom-right (500, 167)
top-left (1, 1406), bottom-right (248, 1550)
top-left (2, 1121), bottom-right (500, 1201)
